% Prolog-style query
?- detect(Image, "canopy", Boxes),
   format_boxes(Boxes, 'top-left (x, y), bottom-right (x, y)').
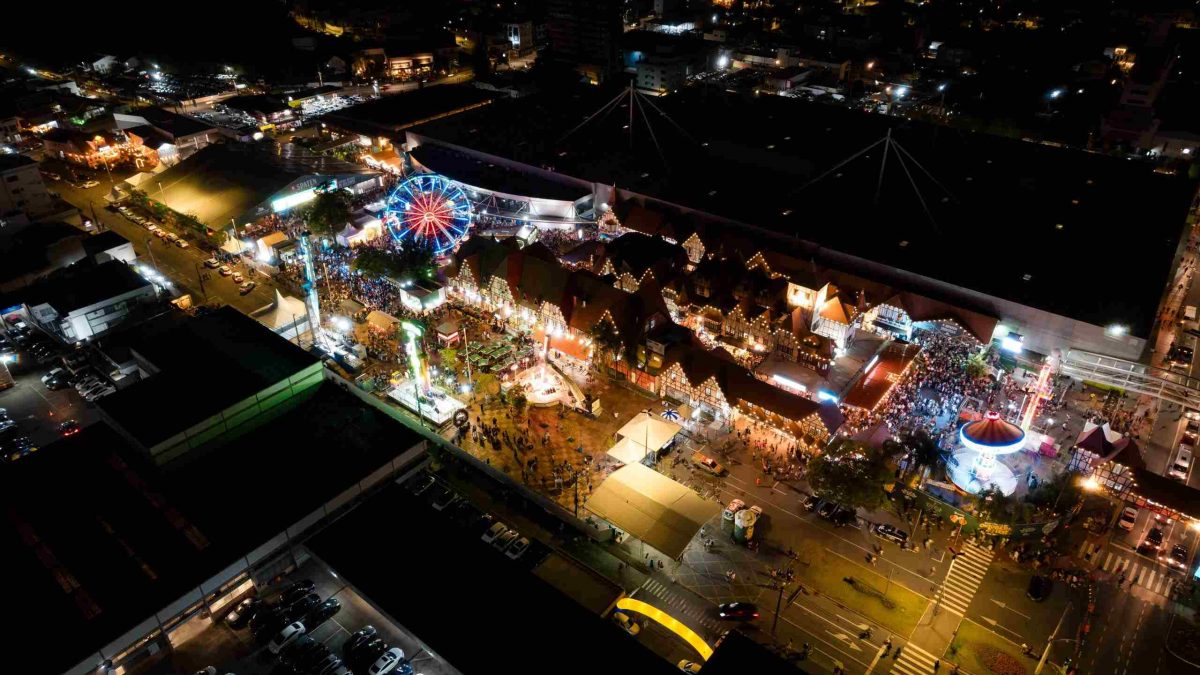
top-left (584, 463), bottom-right (720, 559)
top-left (615, 413), bottom-right (682, 453)
top-left (607, 436), bottom-right (652, 465)
top-left (366, 310), bottom-right (400, 332)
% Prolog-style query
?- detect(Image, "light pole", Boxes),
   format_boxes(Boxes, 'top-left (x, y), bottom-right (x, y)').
top-left (1034, 602), bottom-right (1072, 675)
top-left (642, 408), bottom-right (654, 468)
top-left (144, 237), bottom-right (159, 274)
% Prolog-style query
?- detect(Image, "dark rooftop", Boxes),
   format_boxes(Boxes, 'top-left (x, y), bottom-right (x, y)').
top-left (410, 142), bottom-right (590, 203)
top-left (307, 480), bottom-right (680, 675)
top-left (221, 93), bottom-right (291, 116)
top-left (98, 306), bottom-right (320, 447)
top-left (0, 259), bottom-right (151, 312)
top-left (135, 106), bottom-right (217, 139)
top-left (319, 85), bottom-right (494, 138)
top-left (2, 384), bottom-right (423, 675)
top-left (81, 229), bottom-right (130, 257)
top-left (411, 88), bottom-right (1199, 339)
top-left (0, 152), bottom-right (37, 170)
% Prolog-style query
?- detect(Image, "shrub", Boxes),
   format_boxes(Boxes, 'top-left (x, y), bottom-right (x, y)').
top-left (977, 645), bottom-right (1026, 675)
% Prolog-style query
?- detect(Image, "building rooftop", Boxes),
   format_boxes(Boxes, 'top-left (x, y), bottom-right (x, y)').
top-left (2, 383), bottom-right (423, 675)
top-left (409, 142), bottom-right (590, 203)
top-left (135, 106), bottom-right (217, 139)
top-left (221, 93), bottom-right (291, 116)
top-left (411, 87), bottom-right (1199, 339)
top-left (0, 152), bottom-right (37, 171)
top-left (307, 479), bottom-right (680, 675)
top-left (319, 85), bottom-right (494, 139)
top-left (97, 306), bottom-right (320, 447)
top-left (0, 259), bottom-right (151, 312)
top-left (149, 143), bottom-right (375, 227)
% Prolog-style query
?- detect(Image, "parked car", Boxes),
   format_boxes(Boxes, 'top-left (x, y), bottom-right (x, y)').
top-left (1027, 575), bottom-right (1052, 602)
top-left (164, 232), bottom-right (178, 243)
top-left (691, 451), bottom-right (726, 476)
top-left (612, 611), bottom-right (641, 636)
top-left (344, 625), bottom-right (378, 658)
top-left (302, 598), bottom-right (341, 630)
top-left (79, 180), bottom-right (100, 189)
top-left (224, 597), bottom-right (260, 629)
top-left (1169, 447), bottom-right (1192, 481)
top-left (1138, 527), bottom-right (1166, 556)
top-left (802, 494), bottom-right (821, 511)
top-left (494, 529), bottom-right (520, 551)
top-left (204, 258), bottom-right (221, 268)
top-left (308, 653), bottom-right (343, 674)
top-left (817, 501), bottom-right (839, 519)
top-left (407, 472), bottom-right (435, 495)
top-left (717, 602), bottom-right (759, 620)
top-left (232, 273), bottom-right (245, 284)
top-left (431, 487), bottom-right (461, 511)
top-left (175, 239), bottom-right (189, 249)
top-left (482, 521), bottom-right (508, 543)
top-left (274, 583), bottom-right (316, 608)
top-left (85, 385), bottom-right (116, 401)
top-left (238, 281), bottom-right (256, 294)
top-left (368, 647), bottom-right (405, 675)
top-left (219, 265), bottom-right (232, 276)
top-left (872, 523), bottom-right (909, 545)
top-left (41, 368), bottom-right (65, 385)
top-left (349, 638), bottom-right (386, 671)
top-left (723, 498), bottom-right (746, 520)
top-left (1118, 507), bottom-right (1139, 531)
top-left (269, 622), bottom-right (307, 654)
top-left (677, 661), bottom-right (703, 674)
top-left (282, 593), bottom-right (320, 619)
top-left (506, 537), bottom-right (530, 560)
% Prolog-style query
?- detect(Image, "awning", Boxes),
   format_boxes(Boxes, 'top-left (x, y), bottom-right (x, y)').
top-left (366, 310), bottom-right (400, 331)
top-left (615, 413), bottom-right (682, 452)
top-left (585, 463), bottom-right (720, 559)
top-left (607, 437), bottom-right (650, 465)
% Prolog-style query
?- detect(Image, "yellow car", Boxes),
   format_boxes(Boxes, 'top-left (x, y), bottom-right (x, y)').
top-left (677, 661), bottom-right (702, 673)
top-left (612, 611), bottom-right (641, 636)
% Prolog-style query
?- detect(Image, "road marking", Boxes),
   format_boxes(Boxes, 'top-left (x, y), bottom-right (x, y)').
top-left (774, 614), bottom-right (872, 669)
top-left (1143, 569), bottom-right (1158, 590)
top-left (890, 640), bottom-right (939, 674)
top-left (1103, 552), bottom-right (1116, 571)
top-left (1079, 540), bottom-right (1090, 557)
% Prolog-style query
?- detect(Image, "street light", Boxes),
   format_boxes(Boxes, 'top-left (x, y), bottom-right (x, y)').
top-left (1048, 88), bottom-right (1064, 99)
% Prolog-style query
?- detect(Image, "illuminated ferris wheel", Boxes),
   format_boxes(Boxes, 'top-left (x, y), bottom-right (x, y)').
top-left (383, 174), bottom-right (472, 254)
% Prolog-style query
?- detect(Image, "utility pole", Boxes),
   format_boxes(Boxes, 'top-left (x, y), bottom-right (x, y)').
top-left (1035, 602), bottom-right (1072, 675)
top-left (772, 582), bottom-right (785, 636)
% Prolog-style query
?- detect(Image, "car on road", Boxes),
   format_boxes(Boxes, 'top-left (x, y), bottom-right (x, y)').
top-left (717, 602), bottom-right (759, 620)
top-left (802, 494), bottom-right (821, 511)
top-left (1164, 544), bottom-right (1189, 570)
top-left (232, 273), bottom-right (245, 283)
top-left (0, 419), bottom-right (16, 434)
top-left (677, 661), bottom-right (702, 674)
top-left (1138, 527), bottom-right (1165, 556)
top-left (691, 451), bottom-right (726, 476)
top-left (817, 501), bottom-right (839, 519)
top-left (78, 180), bottom-right (100, 189)
top-left (269, 621), bottom-right (307, 654)
top-left (723, 498), bottom-right (746, 520)
top-left (218, 265), bottom-right (232, 276)
top-left (204, 258), bottom-right (221, 268)
top-left (506, 536), bottom-right (530, 560)
top-left (224, 597), bottom-right (260, 629)
top-left (612, 611), bottom-right (641, 636)
top-left (368, 647), bottom-right (405, 675)
top-left (873, 523), bottom-right (909, 545)
top-left (239, 281), bottom-right (257, 294)
top-left (175, 239), bottom-right (189, 249)
top-left (482, 521), bottom-right (508, 543)
top-left (154, 228), bottom-right (167, 238)
top-left (58, 420), bottom-right (81, 437)
top-left (1118, 507), bottom-right (1139, 531)
top-left (1169, 447), bottom-right (1192, 481)
top-left (1027, 575), bottom-right (1052, 602)
top-left (164, 232), bottom-right (178, 242)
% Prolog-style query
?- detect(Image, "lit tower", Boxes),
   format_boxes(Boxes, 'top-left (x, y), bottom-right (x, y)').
top-left (298, 230), bottom-right (325, 349)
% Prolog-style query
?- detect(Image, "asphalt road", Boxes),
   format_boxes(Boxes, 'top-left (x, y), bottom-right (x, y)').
top-left (50, 175), bottom-right (283, 314)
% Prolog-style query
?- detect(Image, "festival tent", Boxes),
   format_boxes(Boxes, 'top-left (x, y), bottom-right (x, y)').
top-left (584, 463), bottom-right (720, 559)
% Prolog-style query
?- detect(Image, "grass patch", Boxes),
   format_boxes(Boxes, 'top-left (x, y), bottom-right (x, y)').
top-left (950, 619), bottom-right (1028, 675)
top-left (793, 541), bottom-right (929, 635)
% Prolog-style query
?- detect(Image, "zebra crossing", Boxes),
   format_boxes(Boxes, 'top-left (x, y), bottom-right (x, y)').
top-left (889, 640), bottom-right (941, 675)
top-left (937, 542), bottom-right (994, 616)
top-left (1097, 550), bottom-right (1178, 596)
top-left (638, 578), bottom-right (723, 631)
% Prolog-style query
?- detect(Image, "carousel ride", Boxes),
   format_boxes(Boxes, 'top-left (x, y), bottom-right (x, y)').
top-left (948, 411), bottom-right (1026, 495)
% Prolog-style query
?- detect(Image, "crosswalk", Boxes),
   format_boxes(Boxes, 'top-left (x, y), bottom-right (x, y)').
top-left (890, 640), bottom-right (941, 675)
top-left (638, 578), bottom-right (723, 631)
top-left (1097, 550), bottom-right (1178, 596)
top-left (937, 542), bottom-right (994, 616)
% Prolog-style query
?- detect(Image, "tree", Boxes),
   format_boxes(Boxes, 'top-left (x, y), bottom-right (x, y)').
top-left (808, 439), bottom-right (893, 512)
top-left (304, 189), bottom-right (352, 236)
top-left (588, 319), bottom-right (622, 368)
top-left (393, 237), bottom-right (438, 282)
top-left (905, 429), bottom-right (943, 473)
top-left (965, 354), bottom-right (988, 379)
top-left (352, 247), bottom-right (400, 279)
top-left (511, 390), bottom-right (528, 417)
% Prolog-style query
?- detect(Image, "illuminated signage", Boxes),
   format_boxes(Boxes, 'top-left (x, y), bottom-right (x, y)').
top-left (271, 188), bottom-right (318, 212)
top-left (771, 374), bottom-right (807, 392)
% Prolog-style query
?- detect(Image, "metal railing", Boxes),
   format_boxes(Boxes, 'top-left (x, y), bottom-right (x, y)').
top-left (1059, 349), bottom-right (1200, 408)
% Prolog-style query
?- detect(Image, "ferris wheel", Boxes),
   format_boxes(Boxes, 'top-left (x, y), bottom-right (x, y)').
top-left (383, 174), bottom-right (472, 254)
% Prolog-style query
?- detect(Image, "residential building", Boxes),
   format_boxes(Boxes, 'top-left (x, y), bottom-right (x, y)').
top-left (0, 260), bottom-right (156, 341)
top-left (545, 0), bottom-right (623, 84)
top-left (113, 108), bottom-right (221, 165)
top-left (0, 153), bottom-right (53, 217)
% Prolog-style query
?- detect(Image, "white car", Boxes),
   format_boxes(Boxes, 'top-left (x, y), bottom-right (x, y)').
top-left (41, 368), bottom-right (65, 384)
top-left (482, 521), bottom-right (508, 543)
top-left (77, 379), bottom-right (106, 395)
top-left (368, 647), bottom-right (405, 675)
top-left (204, 258), bottom-right (221, 269)
top-left (85, 385), bottom-right (116, 401)
top-left (505, 537), bottom-right (530, 560)
top-left (165, 233), bottom-right (178, 242)
top-left (79, 180), bottom-right (100, 189)
top-left (1169, 447), bottom-right (1192, 481)
top-left (1118, 507), bottom-right (1138, 531)
top-left (268, 621), bottom-right (306, 654)
top-left (175, 239), bottom-right (189, 249)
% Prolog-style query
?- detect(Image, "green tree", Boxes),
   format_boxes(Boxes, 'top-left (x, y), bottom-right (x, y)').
top-left (304, 189), bottom-right (352, 236)
top-left (511, 390), bottom-right (528, 417)
top-left (393, 237), bottom-right (438, 282)
top-left (588, 319), bottom-right (622, 367)
top-left (351, 247), bottom-right (396, 279)
top-left (965, 354), bottom-right (988, 379)
top-left (808, 439), bottom-right (893, 511)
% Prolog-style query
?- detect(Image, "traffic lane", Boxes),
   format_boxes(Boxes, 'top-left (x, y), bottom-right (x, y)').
top-left (966, 560), bottom-right (1067, 647)
top-left (715, 470), bottom-right (942, 597)
top-left (768, 587), bottom-right (901, 675)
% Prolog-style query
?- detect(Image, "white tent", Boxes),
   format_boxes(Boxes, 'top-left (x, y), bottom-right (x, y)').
top-left (615, 412), bottom-right (682, 455)
top-left (585, 463), bottom-right (720, 559)
top-left (250, 291), bottom-right (310, 342)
